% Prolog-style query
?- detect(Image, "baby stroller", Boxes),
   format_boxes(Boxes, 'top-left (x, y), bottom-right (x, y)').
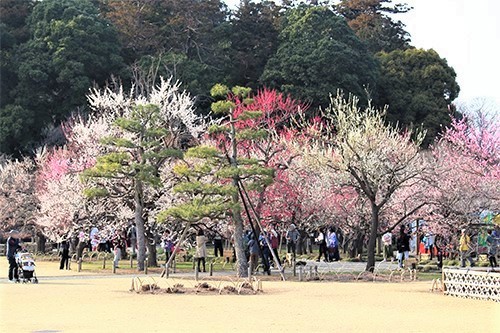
top-left (15, 251), bottom-right (38, 284)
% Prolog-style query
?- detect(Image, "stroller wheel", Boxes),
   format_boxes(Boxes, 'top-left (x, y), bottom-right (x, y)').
top-left (22, 279), bottom-right (27, 284)
top-left (33, 278), bottom-right (38, 284)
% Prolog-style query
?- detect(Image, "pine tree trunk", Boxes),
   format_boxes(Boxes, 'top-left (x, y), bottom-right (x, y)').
top-left (232, 185), bottom-right (248, 277)
top-left (135, 179), bottom-right (146, 271)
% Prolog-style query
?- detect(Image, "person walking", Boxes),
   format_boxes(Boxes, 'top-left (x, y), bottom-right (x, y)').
top-left (248, 234), bottom-right (260, 275)
top-left (195, 229), bottom-right (207, 272)
top-left (459, 229), bottom-right (475, 268)
top-left (161, 230), bottom-right (174, 264)
top-left (267, 225), bottom-right (281, 267)
top-left (111, 230), bottom-right (125, 269)
top-left (486, 229), bottom-right (498, 269)
top-left (6, 230), bottom-right (22, 282)
top-left (59, 240), bottom-right (70, 270)
top-left (259, 232), bottom-right (271, 275)
top-left (315, 227), bottom-right (328, 262)
top-left (286, 224), bottom-right (299, 258)
top-left (327, 227), bottom-right (340, 261)
top-left (396, 226), bottom-right (410, 269)
top-left (382, 231), bottom-right (393, 262)
top-left (424, 231), bottom-right (436, 260)
top-left (127, 223), bottom-right (137, 255)
top-left (213, 232), bottom-right (224, 258)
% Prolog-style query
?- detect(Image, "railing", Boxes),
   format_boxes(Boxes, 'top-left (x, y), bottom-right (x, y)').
top-left (442, 267), bottom-right (499, 302)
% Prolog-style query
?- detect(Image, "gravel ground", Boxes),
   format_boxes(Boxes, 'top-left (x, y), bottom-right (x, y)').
top-left (0, 260), bottom-right (498, 333)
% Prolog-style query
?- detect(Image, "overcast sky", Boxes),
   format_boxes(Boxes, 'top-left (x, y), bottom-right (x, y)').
top-left (225, 0), bottom-right (500, 110)
top-left (402, 0), bottom-right (500, 109)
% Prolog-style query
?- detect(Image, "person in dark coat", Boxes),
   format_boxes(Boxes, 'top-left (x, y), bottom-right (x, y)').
top-left (396, 226), bottom-right (411, 269)
top-left (59, 240), bottom-right (70, 270)
top-left (6, 230), bottom-right (22, 282)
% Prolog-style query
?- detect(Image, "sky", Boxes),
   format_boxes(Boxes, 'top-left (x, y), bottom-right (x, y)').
top-left (225, 0), bottom-right (500, 111)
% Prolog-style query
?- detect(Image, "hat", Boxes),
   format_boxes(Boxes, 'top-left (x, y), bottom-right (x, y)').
top-left (461, 229), bottom-right (466, 233)
top-left (290, 224), bottom-right (296, 229)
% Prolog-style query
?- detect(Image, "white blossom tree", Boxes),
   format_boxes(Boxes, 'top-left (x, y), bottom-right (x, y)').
top-left (82, 77), bottom-right (207, 271)
top-left (297, 94), bottom-right (427, 271)
top-left (0, 158), bottom-right (38, 237)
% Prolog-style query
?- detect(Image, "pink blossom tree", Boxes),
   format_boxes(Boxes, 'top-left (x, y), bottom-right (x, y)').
top-left (425, 113), bottom-right (499, 245)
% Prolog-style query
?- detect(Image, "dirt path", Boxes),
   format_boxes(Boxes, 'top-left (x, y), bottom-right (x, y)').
top-left (1, 261), bottom-right (498, 333)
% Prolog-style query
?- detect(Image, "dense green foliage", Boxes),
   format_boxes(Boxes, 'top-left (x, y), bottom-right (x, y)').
top-left (377, 48), bottom-right (460, 145)
top-left (336, 0), bottom-right (412, 53)
top-left (0, 0), bottom-right (124, 155)
top-left (261, 6), bottom-right (378, 106)
top-left (0, 0), bottom-right (461, 155)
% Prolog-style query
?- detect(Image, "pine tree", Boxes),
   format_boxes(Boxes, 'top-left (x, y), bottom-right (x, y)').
top-left (160, 84), bottom-right (274, 277)
top-left (82, 78), bottom-right (205, 271)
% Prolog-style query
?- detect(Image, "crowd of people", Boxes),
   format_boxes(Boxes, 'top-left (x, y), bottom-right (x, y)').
top-left (4, 220), bottom-right (499, 280)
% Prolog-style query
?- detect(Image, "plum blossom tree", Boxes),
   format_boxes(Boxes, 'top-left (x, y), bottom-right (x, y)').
top-left (0, 157), bottom-right (38, 236)
top-left (82, 77), bottom-right (206, 271)
top-left (425, 114), bottom-right (499, 243)
top-left (296, 93), bottom-right (427, 271)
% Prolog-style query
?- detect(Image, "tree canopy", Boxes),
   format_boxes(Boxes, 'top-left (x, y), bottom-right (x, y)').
top-left (336, 0), bottom-right (412, 53)
top-left (0, 0), bottom-right (124, 155)
top-left (261, 6), bottom-right (379, 107)
top-left (377, 48), bottom-right (460, 145)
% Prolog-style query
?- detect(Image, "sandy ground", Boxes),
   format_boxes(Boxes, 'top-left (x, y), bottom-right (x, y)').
top-left (0, 261), bottom-right (499, 333)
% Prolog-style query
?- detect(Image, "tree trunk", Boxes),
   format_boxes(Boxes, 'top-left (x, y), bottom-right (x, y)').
top-left (356, 233), bottom-right (364, 258)
top-left (232, 185), bottom-right (249, 277)
top-left (366, 201), bottom-right (379, 272)
top-left (146, 231), bottom-right (157, 267)
top-left (36, 233), bottom-right (46, 253)
top-left (135, 179), bottom-right (146, 271)
top-left (377, 235), bottom-right (382, 255)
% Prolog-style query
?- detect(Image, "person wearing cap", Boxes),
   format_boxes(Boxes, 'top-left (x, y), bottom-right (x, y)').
top-left (459, 229), bottom-right (474, 268)
top-left (6, 230), bottom-right (22, 282)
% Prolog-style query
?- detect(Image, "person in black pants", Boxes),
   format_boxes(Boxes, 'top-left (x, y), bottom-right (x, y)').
top-left (315, 228), bottom-right (328, 262)
top-left (59, 240), bottom-right (70, 270)
top-left (6, 230), bottom-right (22, 282)
top-left (213, 233), bottom-right (224, 257)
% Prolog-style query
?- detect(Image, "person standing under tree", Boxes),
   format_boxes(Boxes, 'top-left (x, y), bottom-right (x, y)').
top-left (486, 229), bottom-right (498, 269)
top-left (248, 234), bottom-right (259, 275)
top-left (459, 229), bottom-right (475, 268)
top-left (382, 231), bottom-right (393, 262)
top-left (268, 225), bottom-right (281, 266)
top-left (315, 227), bottom-right (328, 262)
top-left (6, 230), bottom-right (21, 282)
top-left (213, 232), bottom-right (224, 258)
top-left (286, 224), bottom-right (299, 258)
top-left (127, 223), bottom-right (137, 255)
top-left (396, 226), bottom-right (410, 269)
top-left (59, 240), bottom-right (70, 270)
top-left (112, 229), bottom-right (125, 269)
top-left (195, 229), bottom-right (207, 272)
